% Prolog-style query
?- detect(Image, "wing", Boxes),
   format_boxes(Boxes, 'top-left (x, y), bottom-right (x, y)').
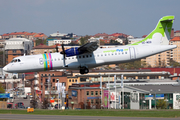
top-left (78, 42), bottom-right (99, 53)
top-left (62, 42), bottom-right (99, 57)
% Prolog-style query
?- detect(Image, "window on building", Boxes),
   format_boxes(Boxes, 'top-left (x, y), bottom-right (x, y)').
top-left (86, 91), bottom-right (89, 96)
top-left (75, 80), bottom-right (77, 82)
top-left (53, 79), bottom-right (55, 82)
top-left (99, 91), bottom-right (101, 95)
top-left (69, 79), bottom-right (71, 82)
top-left (62, 82), bottom-right (66, 86)
top-left (13, 50), bottom-right (16, 53)
top-left (91, 91), bottom-right (94, 96)
top-left (72, 79), bottom-right (74, 82)
top-left (91, 100), bottom-right (94, 104)
top-left (56, 79), bottom-right (59, 82)
top-left (95, 91), bottom-right (98, 96)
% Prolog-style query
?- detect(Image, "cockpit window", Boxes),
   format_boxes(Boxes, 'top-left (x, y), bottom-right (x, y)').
top-left (11, 59), bottom-right (21, 63)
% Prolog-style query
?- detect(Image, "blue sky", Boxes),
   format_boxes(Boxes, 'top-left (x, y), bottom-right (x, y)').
top-left (0, 0), bottom-right (180, 37)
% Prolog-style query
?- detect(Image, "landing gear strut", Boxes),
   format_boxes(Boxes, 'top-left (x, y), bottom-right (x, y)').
top-left (80, 66), bottom-right (89, 74)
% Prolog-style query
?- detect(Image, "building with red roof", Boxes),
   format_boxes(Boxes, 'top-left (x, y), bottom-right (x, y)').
top-left (174, 30), bottom-right (180, 37)
top-left (33, 33), bottom-right (47, 40)
top-left (31, 44), bottom-right (55, 55)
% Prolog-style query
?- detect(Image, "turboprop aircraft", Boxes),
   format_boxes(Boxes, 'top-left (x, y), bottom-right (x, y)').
top-left (3, 16), bottom-right (176, 74)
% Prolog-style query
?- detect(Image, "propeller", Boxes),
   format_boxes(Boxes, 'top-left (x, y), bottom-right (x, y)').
top-left (60, 43), bottom-right (67, 67)
top-left (55, 44), bottom-right (59, 52)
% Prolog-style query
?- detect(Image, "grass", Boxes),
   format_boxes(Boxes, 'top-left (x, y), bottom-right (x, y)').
top-left (0, 109), bottom-right (180, 118)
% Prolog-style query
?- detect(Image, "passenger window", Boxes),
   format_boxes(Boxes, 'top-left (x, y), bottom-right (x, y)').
top-left (79, 56), bottom-right (81, 58)
top-left (83, 55), bottom-right (85, 58)
top-left (105, 54), bottom-right (107, 56)
top-left (112, 53), bottom-right (113, 55)
top-left (122, 52), bottom-right (124, 54)
top-left (14, 59), bottom-right (17, 62)
top-left (86, 55), bottom-right (88, 58)
top-left (18, 59), bottom-right (20, 62)
top-left (101, 54), bottom-right (103, 56)
top-left (125, 52), bottom-right (127, 54)
top-left (119, 52), bottom-right (120, 55)
top-left (108, 54), bottom-right (110, 56)
top-left (90, 55), bottom-right (92, 57)
top-left (115, 53), bottom-right (117, 55)
top-left (11, 60), bottom-right (14, 63)
top-left (97, 55), bottom-right (99, 57)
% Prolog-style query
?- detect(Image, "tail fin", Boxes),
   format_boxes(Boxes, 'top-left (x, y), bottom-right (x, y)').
top-left (129, 16), bottom-right (174, 46)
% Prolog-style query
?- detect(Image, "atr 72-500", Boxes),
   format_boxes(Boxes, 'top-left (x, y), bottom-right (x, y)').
top-left (3, 16), bottom-right (176, 74)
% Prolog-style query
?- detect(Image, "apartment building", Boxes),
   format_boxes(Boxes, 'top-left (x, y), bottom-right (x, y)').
top-left (1, 32), bottom-right (47, 41)
top-left (31, 44), bottom-right (55, 55)
top-left (170, 36), bottom-right (180, 62)
top-left (5, 38), bottom-right (32, 64)
top-left (141, 50), bottom-right (170, 67)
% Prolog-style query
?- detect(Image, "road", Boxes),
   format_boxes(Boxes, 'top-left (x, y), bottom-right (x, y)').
top-left (0, 114), bottom-right (179, 120)
top-left (12, 96), bottom-right (30, 108)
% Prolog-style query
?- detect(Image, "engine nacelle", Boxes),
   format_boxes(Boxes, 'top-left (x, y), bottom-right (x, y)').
top-left (65, 47), bottom-right (83, 57)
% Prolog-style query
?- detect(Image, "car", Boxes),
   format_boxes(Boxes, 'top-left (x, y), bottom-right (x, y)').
top-left (18, 105), bottom-right (25, 109)
top-left (54, 104), bottom-right (61, 109)
top-left (7, 103), bottom-right (13, 109)
top-left (15, 102), bottom-right (24, 108)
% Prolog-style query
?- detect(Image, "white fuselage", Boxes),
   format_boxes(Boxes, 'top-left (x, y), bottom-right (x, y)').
top-left (3, 45), bottom-right (176, 73)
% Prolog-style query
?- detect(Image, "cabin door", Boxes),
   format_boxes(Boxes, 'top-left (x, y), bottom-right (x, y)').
top-left (129, 47), bottom-right (136, 59)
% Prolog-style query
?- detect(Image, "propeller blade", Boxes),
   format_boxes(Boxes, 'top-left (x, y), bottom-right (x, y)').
top-left (61, 43), bottom-right (66, 67)
top-left (55, 44), bottom-right (59, 52)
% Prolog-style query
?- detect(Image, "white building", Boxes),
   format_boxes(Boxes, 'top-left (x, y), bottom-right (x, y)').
top-left (5, 38), bottom-right (32, 52)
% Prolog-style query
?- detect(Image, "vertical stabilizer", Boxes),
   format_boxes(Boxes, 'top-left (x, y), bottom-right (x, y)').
top-left (130, 16), bottom-right (174, 45)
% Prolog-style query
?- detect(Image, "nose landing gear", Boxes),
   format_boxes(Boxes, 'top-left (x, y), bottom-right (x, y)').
top-left (80, 66), bottom-right (89, 74)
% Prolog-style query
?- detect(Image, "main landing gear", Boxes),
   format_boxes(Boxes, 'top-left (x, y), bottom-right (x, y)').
top-left (80, 66), bottom-right (89, 74)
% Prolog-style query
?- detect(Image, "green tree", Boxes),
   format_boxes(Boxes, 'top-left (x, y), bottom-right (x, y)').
top-left (169, 59), bottom-right (180, 67)
top-left (156, 99), bottom-right (169, 109)
top-left (35, 39), bottom-right (47, 46)
top-left (123, 37), bottom-right (129, 45)
top-left (79, 35), bottom-right (90, 45)
top-left (0, 83), bottom-right (5, 101)
top-left (109, 40), bottom-right (120, 45)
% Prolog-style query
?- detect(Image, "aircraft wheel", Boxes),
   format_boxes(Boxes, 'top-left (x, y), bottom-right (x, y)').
top-left (84, 68), bottom-right (89, 74)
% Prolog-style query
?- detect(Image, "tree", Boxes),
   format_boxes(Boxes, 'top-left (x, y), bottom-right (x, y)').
top-left (109, 39), bottom-right (120, 45)
top-left (79, 35), bottom-right (90, 45)
top-left (169, 59), bottom-right (180, 67)
top-left (161, 59), bottom-right (166, 68)
top-left (35, 39), bottom-right (47, 46)
top-left (0, 83), bottom-right (5, 101)
top-left (156, 99), bottom-right (169, 109)
top-left (42, 98), bottom-right (50, 109)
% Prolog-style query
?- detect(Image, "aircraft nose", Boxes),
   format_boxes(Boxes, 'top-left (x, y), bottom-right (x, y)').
top-left (3, 66), bottom-right (7, 71)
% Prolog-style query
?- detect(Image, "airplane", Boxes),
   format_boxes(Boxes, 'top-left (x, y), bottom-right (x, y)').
top-left (3, 16), bottom-right (176, 74)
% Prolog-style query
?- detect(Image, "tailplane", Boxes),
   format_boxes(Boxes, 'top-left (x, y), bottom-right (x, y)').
top-left (130, 16), bottom-right (174, 45)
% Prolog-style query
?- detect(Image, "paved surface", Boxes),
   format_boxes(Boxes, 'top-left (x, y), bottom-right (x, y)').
top-left (12, 96), bottom-right (30, 108)
top-left (0, 114), bottom-right (179, 120)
